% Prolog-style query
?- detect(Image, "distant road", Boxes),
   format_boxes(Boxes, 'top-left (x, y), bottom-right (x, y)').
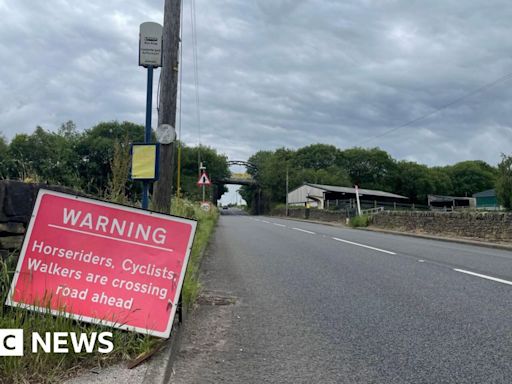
top-left (219, 207), bottom-right (248, 216)
top-left (171, 214), bottom-right (512, 383)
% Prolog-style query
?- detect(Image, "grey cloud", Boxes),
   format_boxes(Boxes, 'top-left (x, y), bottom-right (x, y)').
top-left (1, 0), bottom-right (512, 167)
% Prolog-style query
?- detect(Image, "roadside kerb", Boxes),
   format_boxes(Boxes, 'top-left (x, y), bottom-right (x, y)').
top-left (142, 224), bottom-right (215, 383)
top-left (64, 227), bottom-right (214, 384)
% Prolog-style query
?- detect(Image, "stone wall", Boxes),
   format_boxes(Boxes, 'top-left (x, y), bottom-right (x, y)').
top-left (272, 208), bottom-right (347, 222)
top-left (0, 180), bottom-right (80, 260)
top-left (371, 210), bottom-right (512, 242)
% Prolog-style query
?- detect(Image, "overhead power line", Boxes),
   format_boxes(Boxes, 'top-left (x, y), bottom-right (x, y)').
top-left (359, 71), bottom-right (512, 145)
top-left (190, 0), bottom-right (202, 169)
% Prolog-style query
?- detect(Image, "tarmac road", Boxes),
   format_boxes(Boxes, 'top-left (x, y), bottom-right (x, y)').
top-left (170, 214), bottom-right (512, 383)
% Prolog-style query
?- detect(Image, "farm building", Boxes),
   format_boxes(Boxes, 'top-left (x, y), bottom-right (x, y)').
top-left (427, 195), bottom-right (476, 210)
top-left (287, 183), bottom-right (408, 210)
top-left (473, 189), bottom-right (501, 210)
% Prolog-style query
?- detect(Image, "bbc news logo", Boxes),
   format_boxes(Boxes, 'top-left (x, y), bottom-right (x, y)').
top-left (0, 329), bottom-right (114, 356)
top-left (0, 330), bottom-right (23, 356)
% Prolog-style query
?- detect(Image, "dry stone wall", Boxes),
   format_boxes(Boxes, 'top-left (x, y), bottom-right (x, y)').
top-left (371, 210), bottom-right (512, 242)
top-left (0, 181), bottom-right (80, 260)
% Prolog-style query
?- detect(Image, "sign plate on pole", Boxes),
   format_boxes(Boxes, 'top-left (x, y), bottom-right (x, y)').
top-left (197, 172), bottom-right (211, 186)
top-left (139, 22), bottom-right (163, 68)
top-left (131, 143), bottom-right (160, 180)
top-left (200, 202), bottom-right (211, 212)
top-left (6, 190), bottom-right (196, 338)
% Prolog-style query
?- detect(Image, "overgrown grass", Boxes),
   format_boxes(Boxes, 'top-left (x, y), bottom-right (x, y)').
top-left (0, 255), bottom-right (160, 384)
top-left (171, 199), bottom-right (219, 307)
top-left (349, 214), bottom-right (370, 227)
top-left (0, 199), bottom-right (218, 384)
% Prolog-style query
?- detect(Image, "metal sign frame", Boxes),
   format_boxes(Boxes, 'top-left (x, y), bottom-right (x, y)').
top-left (6, 189), bottom-right (197, 338)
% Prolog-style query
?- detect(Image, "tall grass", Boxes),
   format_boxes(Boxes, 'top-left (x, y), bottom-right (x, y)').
top-left (0, 255), bottom-right (159, 384)
top-left (349, 214), bottom-right (370, 227)
top-left (171, 199), bottom-right (219, 307)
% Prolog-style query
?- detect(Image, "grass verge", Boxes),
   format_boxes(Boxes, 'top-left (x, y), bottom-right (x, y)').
top-left (349, 214), bottom-right (370, 228)
top-left (171, 199), bottom-right (219, 307)
top-left (0, 199), bottom-right (218, 384)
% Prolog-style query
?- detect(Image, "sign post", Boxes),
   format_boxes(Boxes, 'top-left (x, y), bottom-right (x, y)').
top-left (142, 65), bottom-right (154, 209)
top-left (6, 190), bottom-right (196, 338)
top-left (138, 22), bottom-right (163, 209)
top-left (197, 164), bottom-right (211, 202)
top-left (355, 185), bottom-right (362, 216)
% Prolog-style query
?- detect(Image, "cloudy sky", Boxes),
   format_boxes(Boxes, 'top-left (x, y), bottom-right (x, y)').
top-left (1, 0), bottom-right (512, 172)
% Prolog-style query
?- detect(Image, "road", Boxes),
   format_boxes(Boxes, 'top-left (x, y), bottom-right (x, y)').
top-left (170, 212), bottom-right (512, 383)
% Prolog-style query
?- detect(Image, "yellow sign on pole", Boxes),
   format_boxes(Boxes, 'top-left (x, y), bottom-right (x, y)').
top-left (131, 144), bottom-right (158, 180)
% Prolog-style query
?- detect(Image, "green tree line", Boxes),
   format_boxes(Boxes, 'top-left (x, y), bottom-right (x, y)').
top-left (0, 121), bottom-right (229, 203)
top-left (240, 144), bottom-right (512, 212)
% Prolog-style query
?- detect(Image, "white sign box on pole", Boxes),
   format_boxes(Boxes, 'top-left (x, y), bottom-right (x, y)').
top-left (139, 22), bottom-right (163, 68)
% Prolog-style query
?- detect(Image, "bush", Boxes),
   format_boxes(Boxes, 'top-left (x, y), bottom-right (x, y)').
top-left (349, 214), bottom-right (370, 227)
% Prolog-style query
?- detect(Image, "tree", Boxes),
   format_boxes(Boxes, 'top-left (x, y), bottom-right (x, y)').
top-left (496, 154), bottom-right (512, 209)
top-left (393, 161), bottom-right (433, 203)
top-left (428, 167), bottom-right (454, 196)
top-left (239, 150), bottom-right (281, 213)
top-left (8, 126), bottom-right (80, 186)
top-left (75, 121), bottom-right (145, 195)
top-left (0, 134), bottom-right (10, 179)
top-left (240, 147), bottom-right (351, 213)
top-left (295, 144), bottom-right (339, 169)
top-left (338, 147), bottom-right (397, 191)
top-left (178, 144), bottom-right (230, 201)
top-left (447, 160), bottom-right (497, 197)
top-left (57, 120), bottom-right (79, 139)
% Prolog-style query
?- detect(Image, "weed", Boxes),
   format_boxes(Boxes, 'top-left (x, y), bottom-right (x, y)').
top-left (349, 214), bottom-right (370, 227)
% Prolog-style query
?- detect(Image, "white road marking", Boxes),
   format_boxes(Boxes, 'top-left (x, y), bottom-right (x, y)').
top-left (418, 259), bottom-right (425, 263)
top-left (332, 237), bottom-right (396, 255)
top-left (273, 223), bottom-right (286, 227)
top-left (292, 227), bottom-right (316, 235)
top-left (262, 220), bottom-right (270, 223)
top-left (453, 268), bottom-right (512, 286)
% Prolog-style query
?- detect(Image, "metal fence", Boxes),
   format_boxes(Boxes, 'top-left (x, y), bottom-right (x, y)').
top-left (325, 199), bottom-right (430, 213)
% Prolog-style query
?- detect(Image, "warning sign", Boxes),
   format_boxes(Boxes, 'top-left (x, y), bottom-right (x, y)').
top-left (197, 172), bottom-right (211, 186)
top-left (6, 190), bottom-right (196, 338)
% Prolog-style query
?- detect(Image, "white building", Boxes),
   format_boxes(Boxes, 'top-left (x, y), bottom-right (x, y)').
top-left (288, 183), bottom-right (408, 209)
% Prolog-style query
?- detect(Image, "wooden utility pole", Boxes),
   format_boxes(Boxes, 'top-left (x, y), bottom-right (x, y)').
top-left (153, 0), bottom-right (181, 213)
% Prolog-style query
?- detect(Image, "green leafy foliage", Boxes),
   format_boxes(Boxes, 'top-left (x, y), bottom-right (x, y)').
top-left (445, 160), bottom-right (497, 197)
top-left (393, 161), bottom-right (433, 202)
top-left (178, 144), bottom-right (230, 201)
top-left (75, 121), bottom-right (145, 196)
top-left (8, 125), bottom-right (81, 185)
top-left (240, 143), bottom-right (499, 213)
top-left (496, 154), bottom-right (512, 209)
top-left (338, 147), bottom-right (397, 191)
top-left (0, 122), bottom-right (229, 205)
top-left (349, 214), bottom-right (370, 227)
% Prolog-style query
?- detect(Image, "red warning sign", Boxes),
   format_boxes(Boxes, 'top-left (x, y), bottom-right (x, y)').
top-left (6, 190), bottom-right (196, 338)
top-left (197, 172), bottom-right (211, 186)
